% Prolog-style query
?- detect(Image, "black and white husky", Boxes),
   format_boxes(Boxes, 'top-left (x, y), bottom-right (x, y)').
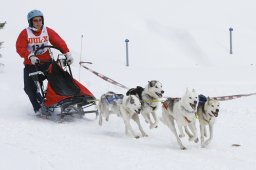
top-left (196, 95), bottom-right (220, 147)
top-left (120, 95), bottom-right (148, 138)
top-left (160, 89), bottom-right (199, 150)
top-left (126, 80), bottom-right (164, 129)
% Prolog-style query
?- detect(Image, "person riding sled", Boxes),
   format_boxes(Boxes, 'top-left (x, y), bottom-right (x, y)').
top-left (16, 9), bottom-right (74, 115)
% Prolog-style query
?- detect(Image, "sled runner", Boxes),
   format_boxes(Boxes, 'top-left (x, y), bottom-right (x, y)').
top-left (29, 45), bottom-right (98, 121)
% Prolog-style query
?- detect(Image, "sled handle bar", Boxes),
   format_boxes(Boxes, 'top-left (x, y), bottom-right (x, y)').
top-left (34, 45), bottom-right (73, 67)
top-left (29, 71), bottom-right (45, 77)
top-left (34, 45), bottom-right (62, 56)
top-left (34, 45), bottom-right (73, 78)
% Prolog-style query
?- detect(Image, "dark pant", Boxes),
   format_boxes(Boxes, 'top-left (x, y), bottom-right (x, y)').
top-left (24, 62), bottom-right (51, 112)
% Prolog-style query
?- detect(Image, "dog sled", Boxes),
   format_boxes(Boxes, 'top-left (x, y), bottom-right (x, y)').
top-left (29, 45), bottom-right (98, 121)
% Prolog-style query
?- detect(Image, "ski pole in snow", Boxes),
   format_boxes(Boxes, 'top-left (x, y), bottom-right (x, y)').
top-left (125, 39), bottom-right (129, 66)
top-left (229, 27), bottom-right (233, 54)
top-left (79, 34), bottom-right (84, 81)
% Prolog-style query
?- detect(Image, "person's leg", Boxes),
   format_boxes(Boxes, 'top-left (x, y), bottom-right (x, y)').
top-left (23, 65), bottom-right (41, 112)
top-left (37, 62), bottom-right (51, 83)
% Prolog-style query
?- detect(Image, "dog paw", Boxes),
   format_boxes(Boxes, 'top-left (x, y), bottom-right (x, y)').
top-left (204, 140), bottom-right (211, 146)
top-left (150, 123), bottom-right (158, 129)
top-left (179, 134), bottom-right (185, 138)
top-left (194, 138), bottom-right (199, 143)
top-left (135, 136), bottom-right (140, 139)
top-left (201, 141), bottom-right (210, 148)
top-left (180, 146), bottom-right (187, 150)
top-left (142, 133), bottom-right (148, 137)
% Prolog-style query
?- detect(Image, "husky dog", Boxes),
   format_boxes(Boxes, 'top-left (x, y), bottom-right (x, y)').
top-left (126, 80), bottom-right (164, 129)
top-left (161, 89), bottom-right (199, 150)
top-left (196, 95), bottom-right (220, 147)
top-left (120, 95), bottom-right (148, 138)
top-left (98, 91), bottom-right (124, 126)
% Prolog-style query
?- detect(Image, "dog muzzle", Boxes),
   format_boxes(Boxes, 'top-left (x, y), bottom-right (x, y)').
top-left (135, 109), bottom-right (141, 114)
top-left (211, 110), bottom-right (219, 117)
top-left (189, 103), bottom-right (197, 110)
top-left (155, 90), bottom-right (164, 97)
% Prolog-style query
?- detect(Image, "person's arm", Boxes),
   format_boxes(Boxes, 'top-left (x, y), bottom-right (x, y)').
top-left (16, 29), bottom-right (30, 59)
top-left (47, 27), bottom-right (70, 54)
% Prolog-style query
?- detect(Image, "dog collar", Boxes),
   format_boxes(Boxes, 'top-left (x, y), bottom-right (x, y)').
top-left (184, 116), bottom-right (192, 123)
top-left (143, 94), bottom-right (157, 108)
top-left (202, 112), bottom-right (211, 123)
top-left (181, 105), bottom-right (195, 114)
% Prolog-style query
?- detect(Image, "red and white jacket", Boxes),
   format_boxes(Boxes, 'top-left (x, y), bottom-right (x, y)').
top-left (16, 26), bottom-right (70, 65)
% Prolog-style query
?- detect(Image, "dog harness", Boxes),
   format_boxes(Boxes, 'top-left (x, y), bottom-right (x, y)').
top-left (162, 98), bottom-right (180, 111)
top-left (202, 113), bottom-right (211, 124)
top-left (180, 105), bottom-right (196, 123)
top-left (184, 116), bottom-right (192, 123)
top-left (142, 94), bottom-right (158, 110)
top-left (198, 96), bottom-right (213, 124)
top-left (180, 105), bottom-right (195, 114)
top-left (105, 94), bottom-right (124, 104)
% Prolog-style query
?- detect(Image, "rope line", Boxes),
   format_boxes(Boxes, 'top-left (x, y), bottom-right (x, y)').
top-left (80, 62), bottom-right (256, 102)
top-left (80, 62), bottom-right (129, 89)
top-left (212, 92), bottom-right (256, 101)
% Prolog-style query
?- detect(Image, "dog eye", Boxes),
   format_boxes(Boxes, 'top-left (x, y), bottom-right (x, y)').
top-left (189, 97), bottom-right (192, 99)
top-left (211, 105), bottom-right (214, 107)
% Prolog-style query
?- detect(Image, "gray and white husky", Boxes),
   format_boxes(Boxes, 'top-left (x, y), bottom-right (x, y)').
top-left (196, 96), bottom-right (220, 147)
top-left (126, 80), bottom-right (164, 129)
top-left (161, 88), bottom-right (199, 150)
top-left (98, 91), bottom-right (147, 138)
top-left (98, 91), bottom-right (123, 126)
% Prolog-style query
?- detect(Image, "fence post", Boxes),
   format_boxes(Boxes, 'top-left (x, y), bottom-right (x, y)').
top-left (125, 39), bottom-right (129, 66)
top-left (229, 27), bottom-right (233, 54)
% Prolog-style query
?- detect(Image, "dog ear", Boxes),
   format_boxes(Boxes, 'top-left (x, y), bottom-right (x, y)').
top-left (207, 96), bottom-right (210, 104)
top-left (149, 80), bottom-right (157, 87)
top-left (137, 86), bottom-right (144, 91)
top-left (149, 81), bottom-right (153, 87)
top-left (126, 88), bottom-right (133, 96)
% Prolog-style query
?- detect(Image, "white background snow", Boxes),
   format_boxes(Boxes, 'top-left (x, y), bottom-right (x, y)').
top-left (1, 0), bottom-right (256, 169)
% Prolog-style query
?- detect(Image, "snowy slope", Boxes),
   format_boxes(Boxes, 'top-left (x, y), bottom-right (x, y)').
top-left (1, 0), bottom-right (256, 170)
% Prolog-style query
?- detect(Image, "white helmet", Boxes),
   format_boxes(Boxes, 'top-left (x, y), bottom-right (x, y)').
top-left (27, 10), bottom-right (44, 27)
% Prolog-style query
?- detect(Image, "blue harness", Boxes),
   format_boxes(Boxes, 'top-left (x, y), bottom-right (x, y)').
top-left (198, 94), bottom-right (207, 106)
top-left (105, 94), bottom-right (124, 104)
